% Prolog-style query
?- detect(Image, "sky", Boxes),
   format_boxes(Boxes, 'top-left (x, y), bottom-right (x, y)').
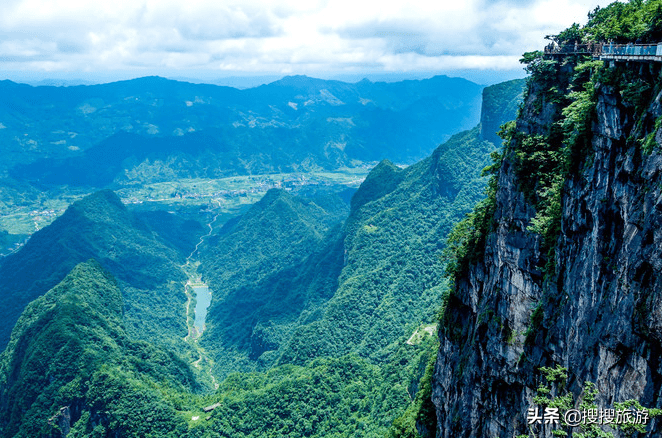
top-left (0, 0), bottom-right (617, 86)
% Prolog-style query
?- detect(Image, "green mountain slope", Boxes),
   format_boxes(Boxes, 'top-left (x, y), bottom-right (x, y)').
top-left (0, 260), bottom-right (197, 438)
top-left (0, 190), bottom-right (190, 350)
top-left (186, 346), bottom-right (438, 438)
top-left (280, 126), bottom-right (496, 366)
top-left (0, 76), bottom-right (525, 437)
top-left (200, 189), bottom-right (349, 376)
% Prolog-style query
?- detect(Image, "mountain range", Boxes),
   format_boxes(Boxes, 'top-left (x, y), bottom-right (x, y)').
top-left (2, 75), bottom-right (483, 188)
top-left (3, 5), bottom-right (662, 435)
top-left (0, 65), bottom-right (563, 437)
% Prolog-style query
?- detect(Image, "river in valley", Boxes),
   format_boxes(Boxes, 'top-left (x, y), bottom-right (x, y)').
top-left (192, 284), bottom-right (212, 333)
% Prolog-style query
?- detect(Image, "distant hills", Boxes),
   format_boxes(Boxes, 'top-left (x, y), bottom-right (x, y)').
top-left (1, 75), bottom-right (483, 187)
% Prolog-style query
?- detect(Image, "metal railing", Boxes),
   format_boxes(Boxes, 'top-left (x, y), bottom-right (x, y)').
top-left (601, 43), bottom-right (660, 56)
top-left (543, 42), bottom-right (662, 60)
top-left (544, 43), bottom-right (602, 56)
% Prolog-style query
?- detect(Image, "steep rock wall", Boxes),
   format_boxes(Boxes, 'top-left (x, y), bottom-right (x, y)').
top-left (432, 65), bottom-right (662, 437)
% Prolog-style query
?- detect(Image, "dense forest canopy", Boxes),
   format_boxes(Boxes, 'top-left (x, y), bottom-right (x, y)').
top-left (552, 0), bottom-right (662, 44)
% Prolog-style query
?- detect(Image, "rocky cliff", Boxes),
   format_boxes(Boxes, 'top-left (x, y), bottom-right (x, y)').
top-left (432, 56), bottom-right (662, 437)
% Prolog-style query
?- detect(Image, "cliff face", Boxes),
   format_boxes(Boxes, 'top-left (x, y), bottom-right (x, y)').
top-left (432, 62), bottom-right (662, 437)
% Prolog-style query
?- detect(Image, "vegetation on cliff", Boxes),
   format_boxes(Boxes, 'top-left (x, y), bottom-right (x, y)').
top-left (553, 0), bottom-right (662, 44)
top-left (447, 0), bottom-right (662, 283)
top-left (439, 1), bottom-right (662, 436)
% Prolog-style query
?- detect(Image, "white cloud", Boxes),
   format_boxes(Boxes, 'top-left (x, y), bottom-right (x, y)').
top-left (0, 0), bottom-right (615, 76)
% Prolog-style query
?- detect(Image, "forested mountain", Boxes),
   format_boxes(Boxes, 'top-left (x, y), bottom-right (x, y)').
top-left (2, 75), bottom-right (482, 188)
top-left (431, 2), bottom-right (662, 437)
top-left (0, 73), bottom-right (524, 437)
top-left (0, 190), bottom-right (198, 350)
top-left (197, 122), bottom-right (497, 379)
top-left (200, 189), bottom-right (350, 375)
top-left (196, 73), bottom-right (525, 378)
top-left (278, 126), bottom-right (495, 367)
top-left (0, 261), bottom-right (198, 438)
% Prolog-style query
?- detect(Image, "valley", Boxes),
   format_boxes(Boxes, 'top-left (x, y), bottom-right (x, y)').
top-left (184, 276), bottom-right (219, 392)
top-left (0, 73), bottom-right (525, 437)
top-left (181, 209), bottom-right (221, 391)
top-left (0, 168), bottom-right (369, 252)
top-left (0, 57), bottom-right (602, 437)
top-left (3, 1), bottom-right (662, 438)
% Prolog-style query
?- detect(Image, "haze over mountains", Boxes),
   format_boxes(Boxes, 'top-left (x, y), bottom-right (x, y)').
top-left (2, 75), bottom-right (482, 189)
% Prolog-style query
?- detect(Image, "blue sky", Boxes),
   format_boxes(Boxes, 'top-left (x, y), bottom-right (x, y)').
top-left (0, 0), bottom-right (616, 85)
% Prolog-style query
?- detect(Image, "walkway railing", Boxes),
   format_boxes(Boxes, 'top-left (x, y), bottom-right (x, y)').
top-left (544, 42), bottom-right (662, 61)
top-left (544, 43), bottom-right (602, 57)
